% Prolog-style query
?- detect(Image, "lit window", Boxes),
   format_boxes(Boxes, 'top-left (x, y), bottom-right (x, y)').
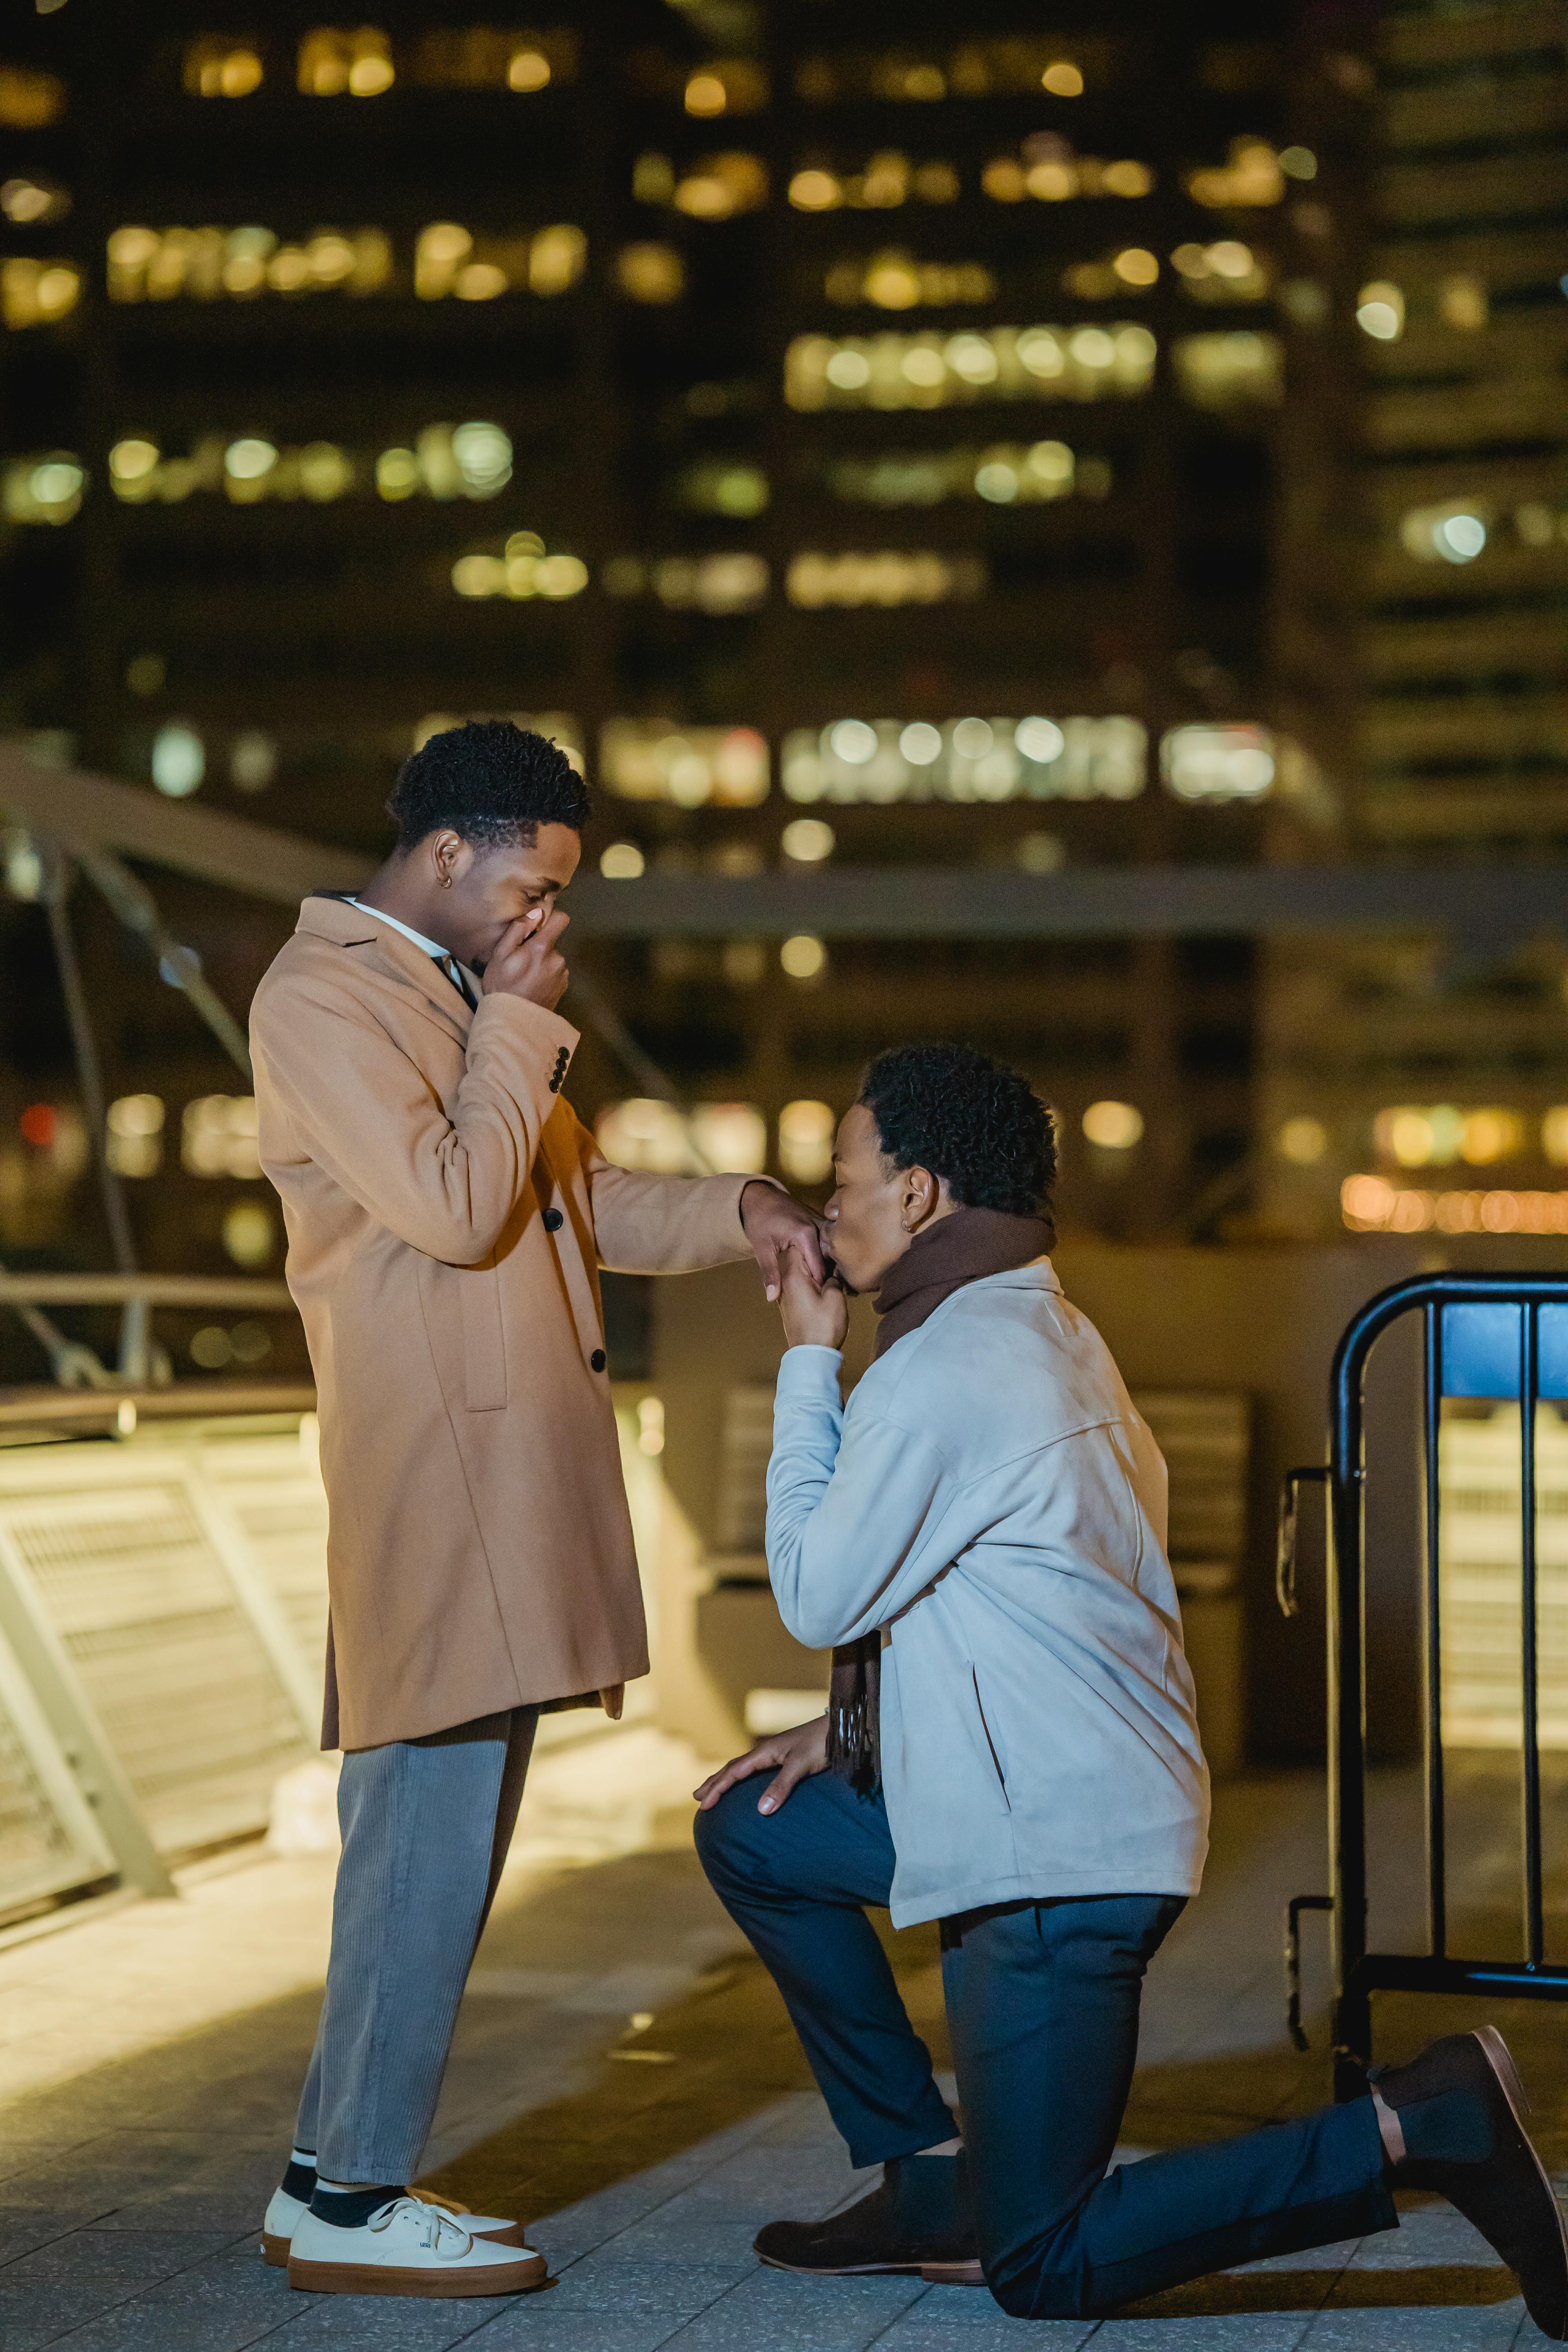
top-left (230, 731), bottom-right (278, 791)
top-left (223, 1201), bottom-right (276, 1266)
top-left (983, 147), bottom-right (1152, 204)
top-left (605, 552), bottom-right (768, 613)
top-left (0, 65), bottom-right (65, 129)
top-left (1161, 724), bottom-right (1275, 802)
top-left (781, 716), bottom-right (1145, 804)
top-left (691, 1103), bottom-right (768, 1173)
top-left (1355, 280), bottom-right (1403, 341)
top-left (599, 1102), bottom-right (690, 1175)
top-left (1170, 240), bottom-right (1270, 305)
top-left (299, 28), bottom-right (394, 97)
top-left (782, 818), bottom-right (834, 862)
top-left (797, 43), bottom-right (1096, 105)
top-left (600, 722), bottom-right (769, 807)
top-left (786, 323), bottom-right (1156, 411)
top-left (183, 1095), bottom-right (262, 1178)
top-left (1172, 331), bottom-right (1282, 410)
top-left (1544, 1109), bottom-right (1568, 1165)
top-left (1185, 139), bottom-right (1284, 209)
top-left (1016, 831), bottom-right (1065, 873)
top-left (780, 935), bottom-right (827, 981)
top-left (452, 533), bottom-right (587, 600)
top-left (408, 29), bottom-right (578, 90)
top-left (657, 152), bottom-right (769, 219)
top-left (785, 550), bottom-right (985, 606)
top-left (1399, 501), bottom-right (1487, 565)
top-left (2, 175), bottom-right (70, 225)
top-left (1438, 273), bottom-right (1487, 331)
top-left (1, 259), bottom-right (80, 329)
top-left (1276, 1116), bottom-right (1327, 1165)
top-left (184, 38), bottom-right (264, 97)
top-left (108, 223), bottom-right (394, 303)
top-left (599, 841), bottom-right (646, 879)
top-left (682, 60), bottom-right (768, 116)
top-left (152, 724), bottom-right (205, 797)
top-left (1279, 146), bottom-right (1316, 180)
top-left (827, 249), bottom-right (996, 308)
top-left (1372, 1105), bottom-right (1524, 1169)
top-left (107, 1094), bottom-right (165, 1178)
top-left (1341, 1178), bottom-right (1568, 1238)
top-left (789, 168), bottom-right (842, 211)
top-left (823, 438), bottom-right (1107, 508)
top-left (617, 242), bottom-right (685, 303)
top-left (676, 461), bottom-right (769, 517)
top-left (779, 1100), bottom-right (836, 1183)
top-left (1083, 1101), bottom-right (1143, 1149)
top-left (1, 452), bottom-right (85, 525)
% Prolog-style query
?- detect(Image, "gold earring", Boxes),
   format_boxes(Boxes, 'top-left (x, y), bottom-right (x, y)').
top-left (440, 872), bottom-right (453, 888)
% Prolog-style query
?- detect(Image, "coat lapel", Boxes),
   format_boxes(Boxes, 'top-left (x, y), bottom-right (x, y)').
top-left (297, 892), bottom-right (475, 1047)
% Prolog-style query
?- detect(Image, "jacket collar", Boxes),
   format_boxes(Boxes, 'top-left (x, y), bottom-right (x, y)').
top-left (296, 891), bottom-right (473, 1030)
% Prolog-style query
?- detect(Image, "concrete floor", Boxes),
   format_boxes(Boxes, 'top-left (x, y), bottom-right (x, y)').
top-left (2, 1764), bottom-right (1566, 2350)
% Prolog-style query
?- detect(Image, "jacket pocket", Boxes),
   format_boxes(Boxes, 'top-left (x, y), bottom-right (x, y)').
top-left (970, 1665), bottom-right (1011, 1812)
top-left (460, 1254), bottom-right (508, 1411)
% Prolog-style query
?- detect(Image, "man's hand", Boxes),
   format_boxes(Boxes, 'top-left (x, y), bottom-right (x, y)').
top-left (694, 1713), bottom-right (829, 1816)
top-left (779, 1240), bottom-right (849, 1350)
top-left (482, 906), bottom-right (570, 1011)
top-left (740, 1179), bottom-right (827, 1303)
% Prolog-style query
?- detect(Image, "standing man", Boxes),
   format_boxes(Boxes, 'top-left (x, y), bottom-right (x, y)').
top-left (250, 720), bottom-right (821, 2299)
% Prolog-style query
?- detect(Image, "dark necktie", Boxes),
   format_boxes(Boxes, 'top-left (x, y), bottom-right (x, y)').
top-left (433, 953), bottom-right (477, 1011)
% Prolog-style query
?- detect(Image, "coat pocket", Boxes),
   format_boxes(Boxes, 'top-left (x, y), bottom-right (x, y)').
top-left (459, 1254), bottom-right (508, 1411)
top-left (970, 1665), bottom-right (1011, 1812)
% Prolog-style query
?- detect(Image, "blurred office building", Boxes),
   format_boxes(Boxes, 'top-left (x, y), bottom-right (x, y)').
top-left (1, 2), bottom-right (1563, 1310)
top-left (1261, 0), bottom-right (1568, 1241)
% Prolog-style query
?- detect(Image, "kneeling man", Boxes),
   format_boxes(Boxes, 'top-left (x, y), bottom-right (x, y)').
top-left (695, 1041), bottom-right (1566, 2336)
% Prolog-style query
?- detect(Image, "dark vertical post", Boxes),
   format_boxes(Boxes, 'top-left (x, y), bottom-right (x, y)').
top-left (1422, 1299), bottom-right (1446, 1958)
top-left (1328, 1315), bottom-right (1372, 2087)
top-left (1521, 1302), bottom-right (1544, 1969)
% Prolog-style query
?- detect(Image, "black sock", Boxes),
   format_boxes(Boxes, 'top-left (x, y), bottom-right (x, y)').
top-left (309, 2183), bottom-right (406, 2229)
top-left (281, 2156), bottom-right (317, 2202)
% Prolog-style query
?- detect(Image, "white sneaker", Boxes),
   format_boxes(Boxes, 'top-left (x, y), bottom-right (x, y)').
top-left (266, 2185), bottom-right (528, 2274)
top-left (288, 2196), bottom-right (546, 2297)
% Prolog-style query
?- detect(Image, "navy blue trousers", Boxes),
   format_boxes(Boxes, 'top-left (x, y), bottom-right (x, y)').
top-left (695, 1771), bottom-right (1396, 2319)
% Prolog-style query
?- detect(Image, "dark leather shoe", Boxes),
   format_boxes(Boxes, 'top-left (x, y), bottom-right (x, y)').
top-left (1375, 2026), bottom-right (1567, 2341)
top-left (754, 2156), bottom-right (982, 2285)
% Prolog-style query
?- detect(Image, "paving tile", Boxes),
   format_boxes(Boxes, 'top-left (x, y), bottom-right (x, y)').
top-left (264, 2290), bottom-right (520, 2350)
top-left (465, 2314), bottom-right (691, 2352)
top-left (1296, 2303), bottom-right (1526, 2349)
top-left (1090, 2318), bottom-right (1314, 2349)
top-left (542, 2253), bottom-right (750, 2315)
top-left (38, 2256), bottom-right (293, 2352)
top-left (876, 2322), bottom-right (1096, 2350)
top-left (0, 2207), bottom-right (120, 2267)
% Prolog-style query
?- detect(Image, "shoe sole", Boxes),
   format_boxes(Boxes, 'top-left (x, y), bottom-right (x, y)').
top-left (758, 2253), bottom-right (985, 2286)
top-left (263, 2220), bottom-right (523, 2269)
top-left (287, 2250), bottom-right (548, 2297)
top-left (1472, 2024), bottom-right (1568, 2333)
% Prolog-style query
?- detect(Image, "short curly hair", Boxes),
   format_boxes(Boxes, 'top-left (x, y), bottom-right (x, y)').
top-left (388, 720), bottom-right (591, 852)
top-left (858, 1043), bottom-right (1056, 1216)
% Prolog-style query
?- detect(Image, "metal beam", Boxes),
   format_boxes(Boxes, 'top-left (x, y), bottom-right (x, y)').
top-left (4, 739), bottom-right (1564, 952)
top-left (563, 865), bottom-right (1568, 951)
top-left (0, 742), bottom-right (370, 905)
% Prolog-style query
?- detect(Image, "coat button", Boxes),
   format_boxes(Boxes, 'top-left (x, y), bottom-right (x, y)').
top-left (543, 1208), bottom-right (564, 1232)
top-left (590, 1348), bottom-right (606, 1372)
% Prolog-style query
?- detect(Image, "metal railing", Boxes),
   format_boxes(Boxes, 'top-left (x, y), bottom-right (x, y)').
top-left (1278, 1271), bottom-right (1568, 2098)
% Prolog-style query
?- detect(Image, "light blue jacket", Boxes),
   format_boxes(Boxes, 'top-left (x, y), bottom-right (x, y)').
top-left (766, 1260), bottom-right (1210, 1927)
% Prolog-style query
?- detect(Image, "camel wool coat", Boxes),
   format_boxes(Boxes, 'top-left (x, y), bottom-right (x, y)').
top-left (250, 893), bottom-right (760, 1751)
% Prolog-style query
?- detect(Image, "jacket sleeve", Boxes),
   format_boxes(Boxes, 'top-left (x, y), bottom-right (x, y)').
top-left (252, 974), bottom-right (575, 1265)
top-left (765, 1346), bottom-right (954, 1650)
top-left (572, 1111), bottom-right (780, 1274)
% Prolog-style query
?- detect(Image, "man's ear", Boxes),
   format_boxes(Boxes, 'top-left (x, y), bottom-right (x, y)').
top-left (902, 1163), bottom-right (940, 1227)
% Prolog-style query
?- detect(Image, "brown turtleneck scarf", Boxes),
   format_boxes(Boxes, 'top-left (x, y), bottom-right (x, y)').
top-left (825, 1204), bottom-right (1056, 1793)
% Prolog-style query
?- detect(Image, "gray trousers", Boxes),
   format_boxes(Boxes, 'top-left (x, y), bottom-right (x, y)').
top-left (295, 1705), bottom-right (539, 2182)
